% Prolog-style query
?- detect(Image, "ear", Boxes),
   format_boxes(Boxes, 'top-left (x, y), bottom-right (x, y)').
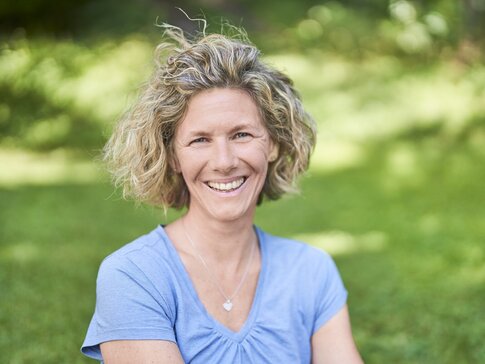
top-left (268, 141), bottom-right (279, 162)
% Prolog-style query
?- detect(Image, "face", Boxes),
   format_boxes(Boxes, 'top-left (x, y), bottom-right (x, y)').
top-left (173, 88), bottom-right (277, 223)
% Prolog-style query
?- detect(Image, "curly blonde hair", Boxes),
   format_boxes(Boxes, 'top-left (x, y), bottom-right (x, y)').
top-left (103, 26), bottom-right (316, 209)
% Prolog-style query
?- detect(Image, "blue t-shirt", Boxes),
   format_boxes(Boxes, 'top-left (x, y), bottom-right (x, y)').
top-left (81, 225), bottom-right (348, 363)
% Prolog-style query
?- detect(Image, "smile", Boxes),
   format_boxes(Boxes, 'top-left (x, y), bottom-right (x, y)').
top-left (207, 177), bottom-right (246, 192)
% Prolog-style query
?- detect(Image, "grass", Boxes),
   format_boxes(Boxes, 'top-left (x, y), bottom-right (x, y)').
top-left (1, 137), bottom-right (484, 363)
top-left (258, 141), bottom-right (485, 363)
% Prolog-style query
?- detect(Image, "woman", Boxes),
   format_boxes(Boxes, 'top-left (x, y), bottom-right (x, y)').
top-left (81, 26), bottom-right (363, 363)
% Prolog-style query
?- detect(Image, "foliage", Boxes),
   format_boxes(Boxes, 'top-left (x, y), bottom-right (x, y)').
top-left (0, 10), bottom-right (485, 150)
top-left (0, 35), bottom-right (152, 150)
top-left (264, 1), bottom-right (465, 57)
top-left (0, 0), bottom-right (164, 38)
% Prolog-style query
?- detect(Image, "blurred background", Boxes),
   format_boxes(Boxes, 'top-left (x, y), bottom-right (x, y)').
top-left (1, 0), bottom-right (484, 362)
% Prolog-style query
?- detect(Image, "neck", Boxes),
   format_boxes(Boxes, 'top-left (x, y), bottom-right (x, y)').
top-left (181, 210), bottom-right (257, 269)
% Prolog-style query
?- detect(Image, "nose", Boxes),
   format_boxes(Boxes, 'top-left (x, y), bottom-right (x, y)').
top-left (210, 139), bottom-right (238, 173)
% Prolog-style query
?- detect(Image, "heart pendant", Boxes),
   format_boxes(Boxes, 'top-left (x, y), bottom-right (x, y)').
top-left (223, 300), bottom-right (233, 311)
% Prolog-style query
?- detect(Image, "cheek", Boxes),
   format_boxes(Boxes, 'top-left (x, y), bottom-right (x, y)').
top-left (175, 152), bottom-right (198, 178)
top-left (243, 141), bottom-right (272, 163)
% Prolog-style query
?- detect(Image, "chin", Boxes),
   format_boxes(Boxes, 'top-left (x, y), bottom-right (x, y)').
top-left (205, 201), bottom-right (256, 223)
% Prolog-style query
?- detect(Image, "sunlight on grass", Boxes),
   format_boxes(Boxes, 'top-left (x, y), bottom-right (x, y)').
top-left (293, 230), bottom-right (388, 255)
top-left (457, 262), bottom-right (485, 285)
top-left (380, 142), bottom-right (426, 191)
top-left (418, 213), bottom-right (441, 235)
top-left (0, 242), bottom-right (40, 263)
top-left (0, 240), bottom-right (108, 265)
top-left (0, 149), bottom-right (103, 186)
top-left (311, 138), bottom-right (366, 172)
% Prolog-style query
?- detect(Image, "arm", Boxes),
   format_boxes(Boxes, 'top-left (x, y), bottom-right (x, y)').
top-left (311, 305), bottom-right (364, 364)
top-left (101, 340), bottom-right (184, 364)
top-left (81, 256), bottom-right (181, 361)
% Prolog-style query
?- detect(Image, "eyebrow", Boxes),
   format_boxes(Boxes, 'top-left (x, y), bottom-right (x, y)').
top-left (185, 122), bottom-right (258, 138)
top-left (228, 122), bottom-right (257, 134)
top-left (183, 130), bottom-right (210, 141)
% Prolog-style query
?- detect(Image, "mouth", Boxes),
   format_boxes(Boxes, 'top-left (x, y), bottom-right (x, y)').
top-left (206, 177), bottom-right (247, 192)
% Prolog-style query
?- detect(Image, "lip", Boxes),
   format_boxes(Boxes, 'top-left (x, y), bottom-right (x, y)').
top-left (204, 176), bottom-right (248, 193)
top-left (204, 176), bottom-right (247, 184)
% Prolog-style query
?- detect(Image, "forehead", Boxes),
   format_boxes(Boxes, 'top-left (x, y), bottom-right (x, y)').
top-left (177, 88), bottom-right (264, 134)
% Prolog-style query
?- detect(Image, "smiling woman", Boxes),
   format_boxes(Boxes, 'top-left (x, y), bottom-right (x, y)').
top-left (81, 23), bottom-right (363, 364)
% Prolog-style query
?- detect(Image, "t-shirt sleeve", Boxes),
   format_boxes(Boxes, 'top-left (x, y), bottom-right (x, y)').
top-left (312, 251), bottom-right (348, 335)
top-left (81, 255), bottom-right (176, 361)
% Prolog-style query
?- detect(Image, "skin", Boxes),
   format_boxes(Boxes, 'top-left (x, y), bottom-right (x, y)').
top-left (172, 87), bottom-right (277, 225)
top-left (100, 88), bottom-right (363, 363)
top-left (311, 306), bottom-right (364, 364)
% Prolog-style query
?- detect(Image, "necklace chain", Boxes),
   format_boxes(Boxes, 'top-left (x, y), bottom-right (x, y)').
top-left (182, 219), bottom-right (256, 312)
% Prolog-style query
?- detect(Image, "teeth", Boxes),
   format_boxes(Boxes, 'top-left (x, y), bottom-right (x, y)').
top-left (208, 177), bottom-right (245, 191)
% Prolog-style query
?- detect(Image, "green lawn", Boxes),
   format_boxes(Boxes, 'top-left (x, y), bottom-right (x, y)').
top-left (1, 137), bottom-right (484, 363)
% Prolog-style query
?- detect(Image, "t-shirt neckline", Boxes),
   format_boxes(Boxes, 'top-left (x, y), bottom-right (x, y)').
top-left (156, 224), bottom-right (268, 343)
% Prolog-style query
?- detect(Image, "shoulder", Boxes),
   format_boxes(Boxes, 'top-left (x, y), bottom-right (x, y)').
top-left (257, 227), bottom-right (348, 331)
top-left (96, 226), bottom-right (176, 297)
top-left (103, 226), bottom-right (166, 260)
top-left (100, 226), bottom-right (169, 272)
top-left (94, 225), bottom-right (178, 314)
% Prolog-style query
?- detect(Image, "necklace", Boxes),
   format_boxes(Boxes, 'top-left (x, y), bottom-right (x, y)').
top-left (182, 219), bottom-right (256, 312)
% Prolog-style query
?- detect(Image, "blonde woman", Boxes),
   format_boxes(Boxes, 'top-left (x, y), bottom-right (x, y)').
top-left (81, 26), bottom-right (363, 364)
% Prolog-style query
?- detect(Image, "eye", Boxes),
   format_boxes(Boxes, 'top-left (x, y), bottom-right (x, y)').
top-left (233, 132), bottom-right (251, 139)
top-left (190, 137), bottom-right (208, 145)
